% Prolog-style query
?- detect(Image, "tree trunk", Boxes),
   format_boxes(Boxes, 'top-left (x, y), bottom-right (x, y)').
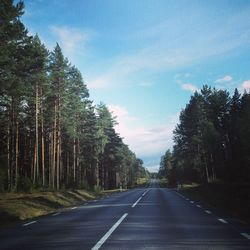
top-left (10, 99), bottom-right (15, 190)
top-left (35, 83), bottom-right (39, 182)
top-left (76, 138), bottom-right (79, 186)
top-left (95, 161), bottom-right (99, 187)
top-left (41, 89), bottom-right (45, 186)
top-left (41, 111), bottom-right (45, 186)
top-left (7, 112), bottom-right (10, 189)
top-left (49, 131), bottom-right (52, 187)
top-left (73, 138), bottom-right (76, 183)
top-left (33, 142), bottom-right (36, 183)
top-left (66, 151), bottom-right (69, 186)
top-left (52, 100), bottom-right (57, 189)
top-left (56, 95), bottom-right (61, 190)
top-left (15, 119), bottom-right (19, 189)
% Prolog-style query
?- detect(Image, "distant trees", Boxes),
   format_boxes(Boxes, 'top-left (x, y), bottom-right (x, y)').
top-left (0, 0), bottom-right (147, 191)
top-left (159, 86), bottom-right (250, 184)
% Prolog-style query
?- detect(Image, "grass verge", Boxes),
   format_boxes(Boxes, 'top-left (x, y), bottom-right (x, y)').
top-left (0, 189), bottom-right (119, 227)
top-left (179, 182), bottom-right (250, 223)
top-left (159, 178), bottom-right (168, 187)
top-left (135, 178), bottom-right (150, 187)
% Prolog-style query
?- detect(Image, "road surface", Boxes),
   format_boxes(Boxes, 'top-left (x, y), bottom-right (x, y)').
top-left (1, 179), bottom-right (250, 249)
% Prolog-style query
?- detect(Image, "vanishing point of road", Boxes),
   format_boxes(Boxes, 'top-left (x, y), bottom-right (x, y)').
top-left (1, 179), bottom-right (250, 249)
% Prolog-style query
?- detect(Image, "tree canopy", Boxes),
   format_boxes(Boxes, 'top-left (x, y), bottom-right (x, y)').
top-left (159, 86), bottom-right (250, 185)
top-left (0, 0), bottom-right (148, 191)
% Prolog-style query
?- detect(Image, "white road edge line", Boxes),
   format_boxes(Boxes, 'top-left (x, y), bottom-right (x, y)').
top-left (241, 233), bottom-right (250, 240)
top-left (196, 205), bottom-right (201, 208)
top-left (218, 218), bottom-right (228, 224)
top-left (142, 191), bottom-right (148, 197)
top-left (91, 213), bottom-right (128, 250)
top-left (205, 210), bottom-right (212, 214)
top-left (71, 206), bottom-right (77, 210)
top-left (23, 221), bottom-right (37, 227)
top-left (175, 192), bottom-right (185, 199)
top-left (132, 197), bottom-right (142, 208)
top-left (52, 212), bottom-right (61, 216)
top-left (190, 201), bottom-right (194, 204)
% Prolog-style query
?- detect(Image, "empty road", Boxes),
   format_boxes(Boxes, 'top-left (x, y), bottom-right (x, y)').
top-left (1, 180), bottom-right (250, 249)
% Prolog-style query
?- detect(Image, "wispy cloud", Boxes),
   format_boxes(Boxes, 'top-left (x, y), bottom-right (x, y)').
top-left (215, 75), bottom-right (233, 83)
top-left (138, 82), bottom-right (154, 87)
top-left (88, 10), bottom-right (250, 90)
top-left (239, 80), bottom-right (250, 93)
top-left (108, 104), bottom-right (178, 158)
top-left (181, 83), bottom-right (198, 93)
top-left (50, 26), bottom-right (92, 59)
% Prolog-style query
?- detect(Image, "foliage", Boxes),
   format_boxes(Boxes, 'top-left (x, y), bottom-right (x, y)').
top-left (159, 86), bottom-right (250, 184)
top-left (0, 0), bottom-right (148, 191)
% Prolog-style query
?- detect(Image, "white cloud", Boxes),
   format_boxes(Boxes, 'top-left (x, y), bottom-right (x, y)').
top-left (146, 165), bottom-right (160, 173)
top-left (181, 83), bottom-right (198, 93)
top-left (87, 9), bottom-right (250, 90)
top-left (108, 104), bottom-right (178, 159)
top-left (50, 26), bottom-right (91, 58)
top-left (139, 82), bottom-right (154, 87)
top-left (108, 104), bottom-right (130, 119)
top-left (239, 80), bottom-right (250, 92)
top-left (215, 75), bottom-right (233, 83)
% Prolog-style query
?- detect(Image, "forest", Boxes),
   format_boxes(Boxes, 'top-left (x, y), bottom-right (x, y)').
top-left (159, 86), bottom-right (250, 185)
top-left (0, 0), bottom-right (148, 192)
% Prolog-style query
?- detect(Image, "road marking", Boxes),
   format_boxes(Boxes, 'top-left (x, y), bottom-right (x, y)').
top-left (196, 205), bottom-right (201, 208)
top-left (241, 233), bottom-right (250, 240)
top-left (71, 206), bottom-right (77, 210)
top-left (218, 218), bottom-right (228, 224)
top-left (132, 197), bottom-right (142, 208)
top-left (52, 212), bottom-right (61, 216)
top-left (142, 191), bottom-right (148, 197)
top-left (205, 210), bottom-right (212, 214)
top-left (91, 213), bottom-right (128, 250)
top-left (186, 198), bottom-right (189, 201)
top-left (23, 221), bottom-right (37, 227)
top-left (175, 192), bottom-right (185, 199)
top-left (190, 201), bottom-right (194, 204)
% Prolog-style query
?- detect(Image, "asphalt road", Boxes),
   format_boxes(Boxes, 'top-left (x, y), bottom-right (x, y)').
top-left (1, 179), bottom-right (250, 249)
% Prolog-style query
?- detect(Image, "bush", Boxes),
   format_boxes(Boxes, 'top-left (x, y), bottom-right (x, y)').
top-left (17, 176), bottom-right (33, 192)
top-left (93, 184), bottom-right (102, 193)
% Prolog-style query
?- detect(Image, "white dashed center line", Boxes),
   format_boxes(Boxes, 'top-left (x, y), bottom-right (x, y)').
top-left (91, 213), bottom-right (128, 250)
top-left (23, 221), bottom-right (37, 227)
top-left (241, 233), bottom-right (250, 240)
top-left (218, 218), bottom-right (228, 224)
top-left (52, 212), bottom-right (61, 216)
top-left (132, 197), bottom-right (142, 208)
top-left (205, 210), bottom-right (212, 214)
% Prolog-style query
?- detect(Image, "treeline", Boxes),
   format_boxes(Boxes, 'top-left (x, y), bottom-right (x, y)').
top-left (159, 85), bottom-right (250, 185)
top-left (0, 0), bottom-right (148, 191)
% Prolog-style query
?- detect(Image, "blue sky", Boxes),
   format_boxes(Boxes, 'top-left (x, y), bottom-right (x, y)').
top-left (21, 0), bottom-right (250, 172)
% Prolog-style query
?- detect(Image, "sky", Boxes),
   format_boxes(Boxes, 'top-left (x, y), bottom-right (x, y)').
top-left (21, 0), bottom-right (250, 172)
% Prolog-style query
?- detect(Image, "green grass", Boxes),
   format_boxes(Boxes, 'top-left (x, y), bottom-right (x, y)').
top-left (135, 178), bottom-right (150, 187)
top-left (0, 188), bottom-right (119, 227)
top-left (159, 178), bottom-right (168, 187)
top-left (179, 182), bottom-right (250, 223)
